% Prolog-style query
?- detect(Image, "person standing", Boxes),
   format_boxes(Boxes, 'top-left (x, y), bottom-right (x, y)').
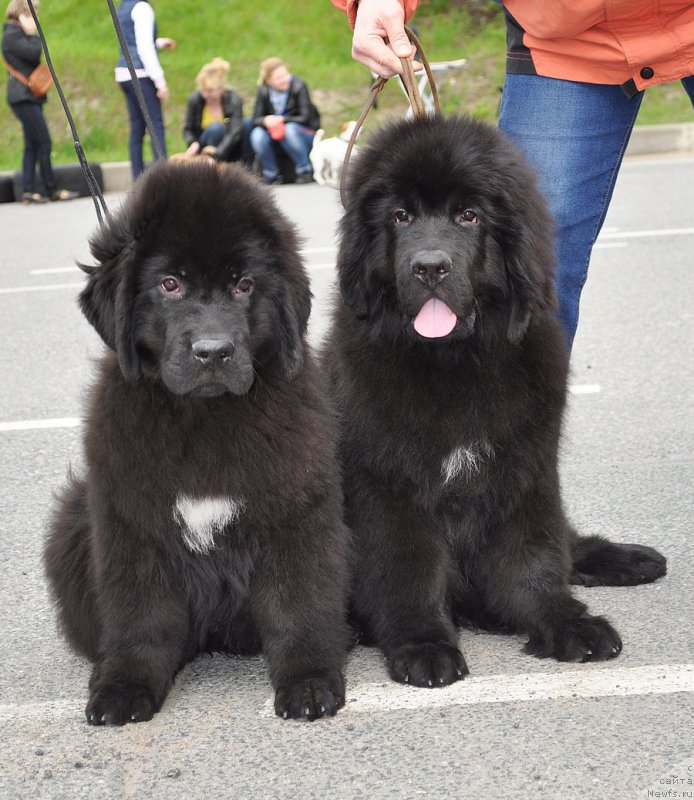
top-left (180, 57), bottom-right (244, 162)
top-left (115, 0), bottom-right (176, 180)
top-left (249, 57), bottom-right (320, 184)
top-left (331, 0), bottom-right (694, 351)
top-left (2, 0), bottom-right (78, 203)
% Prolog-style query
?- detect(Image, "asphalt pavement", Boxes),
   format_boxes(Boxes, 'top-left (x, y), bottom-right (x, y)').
top-left (0, 154), bottom-right (692, 800)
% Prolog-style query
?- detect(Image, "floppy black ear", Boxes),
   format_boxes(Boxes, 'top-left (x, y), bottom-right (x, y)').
top-left (78, 245), bottom-right (141, 381)
top-left (337, 210), bottom-right (386, 319)
top-left (505, 253), bottom-right (538, 344)
top-left (275, 274), bottom-right (311, 381)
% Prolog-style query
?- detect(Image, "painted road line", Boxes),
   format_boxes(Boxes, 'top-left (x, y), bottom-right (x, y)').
top-left (599, 227), bottom-right (694, 239)
top-left (302, 246), bottom-right (337, 255)
top-left (30, 267), bottom-right (82, 275)
top-left (569, 384), bottom-right (601, 395)
top-left (593, 242), bottom-right (628, 249)
top-left (262, 662), bottom-right (694, 716)
top-left (0, 418), bottom-right (81, 432)
top-left (0, 282), bottom-right (82, 295)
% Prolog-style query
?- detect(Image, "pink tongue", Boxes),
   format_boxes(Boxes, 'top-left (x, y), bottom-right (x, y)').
top-left (413, 298), bottom-right (458, 338)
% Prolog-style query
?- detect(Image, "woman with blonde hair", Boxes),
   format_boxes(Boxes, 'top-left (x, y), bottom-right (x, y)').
top-left (249, 57), bottom-right (320, 184)
top-left (2, 0), bottom-right (77, 202)
top-left (181, 56), bottom-right (243, 161)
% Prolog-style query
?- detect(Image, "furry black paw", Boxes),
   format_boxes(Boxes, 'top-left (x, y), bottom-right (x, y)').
top-left (86, 681), bottom-right (158, 726)
top-left (525, 615), bottom-right (622, 663)
top-left (388, 641), bottom-right (469, 687)
top-left (572, 541), bottom-right (667, 586)
top-left (274, 672), bottom-right (345, 721)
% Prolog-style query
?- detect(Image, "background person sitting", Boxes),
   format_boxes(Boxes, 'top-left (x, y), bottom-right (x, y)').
top-left (181, 57), bottom-right (244, 162)
top-left (249, 57), bottom-right (320, 184)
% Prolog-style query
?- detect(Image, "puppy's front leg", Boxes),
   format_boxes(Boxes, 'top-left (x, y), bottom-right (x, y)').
top-left (349, 480), bottom-right (467, 688)
top-left (252, 509), bottom-right (350, 721)
top-left (481, 501), bottom-right (623, 663)
top-left (86, 531), bottom-right (188, 726)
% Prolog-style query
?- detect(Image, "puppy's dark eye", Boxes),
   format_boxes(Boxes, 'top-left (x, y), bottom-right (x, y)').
top-left (457, 209), bottom-right (479, 225)
top-left (234, 277), bottom-right (254, 295)
top-left (161, 277), bottom-right (181, 293)
top-left (393, 209), bottom-right (411, 225)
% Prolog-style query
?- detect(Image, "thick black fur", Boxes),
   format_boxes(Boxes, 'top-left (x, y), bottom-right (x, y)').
top-left (45, 160), bottom-right (350, 723)
top-left (322, 116), bottom-right (666, 687)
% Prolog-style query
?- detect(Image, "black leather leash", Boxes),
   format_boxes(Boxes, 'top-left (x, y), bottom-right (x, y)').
top-left (26, 0), bottom-right (108, 222)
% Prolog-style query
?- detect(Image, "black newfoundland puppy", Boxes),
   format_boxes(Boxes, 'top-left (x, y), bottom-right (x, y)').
top-left (45, 160), bottom-right (349, 724)
top-left (322, 115), bottom-right (666, 687)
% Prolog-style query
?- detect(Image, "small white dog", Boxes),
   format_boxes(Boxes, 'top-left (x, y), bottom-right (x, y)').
top-left (310, 121), bottom-right (359, 188)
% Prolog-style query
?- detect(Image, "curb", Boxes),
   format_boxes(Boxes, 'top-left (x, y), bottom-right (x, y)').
top-left (2, 124), bottom-right (693, 201)
top-left (625, 122), bottom-right (694, 157)
top-left (100, 161), bottom-right (131, 193)
top-left (94, 124), bottom-right (694, 190)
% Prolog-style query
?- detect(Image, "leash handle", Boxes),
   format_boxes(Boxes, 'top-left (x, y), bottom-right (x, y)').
top-left (401, 25), bottom-right (441, 117)
top-left (339, 27), bottom-right (441, 208)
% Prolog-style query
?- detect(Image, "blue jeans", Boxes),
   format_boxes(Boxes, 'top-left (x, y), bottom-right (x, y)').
top-left (10, 101), bottom-right (56, 195)
top-left (498, 74), bottom-right (694, 350)
top-left (119, 78), bottom-right (167, 180)
top-left (199, 121), bottom-right (225, 149)
top-left (249, 122), bottom-right (314, 180)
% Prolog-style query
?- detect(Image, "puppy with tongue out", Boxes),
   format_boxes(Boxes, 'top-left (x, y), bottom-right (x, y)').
top-left (322, 115), bottom-right (666, 695)
top-left (401, 234), bottom-right (480, 342)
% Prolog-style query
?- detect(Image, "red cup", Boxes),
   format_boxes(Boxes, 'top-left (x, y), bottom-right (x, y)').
top-left (268, 119), bottom-right (286, 141)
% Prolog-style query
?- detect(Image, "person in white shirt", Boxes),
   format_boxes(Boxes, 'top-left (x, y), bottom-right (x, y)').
top-left (115, 0), bottom-right (176, 179)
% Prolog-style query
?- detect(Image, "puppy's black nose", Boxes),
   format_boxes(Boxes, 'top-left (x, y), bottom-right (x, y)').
top-left (411, 250), bottom-right (452, 287)
top-left (192, 339), bottom-right (234, 365)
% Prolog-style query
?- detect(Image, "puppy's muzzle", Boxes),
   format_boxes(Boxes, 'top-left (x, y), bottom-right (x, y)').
top-left (411, 250), bottom-right (452, 289)
top-left (192, 339), bottom-right (235, 367)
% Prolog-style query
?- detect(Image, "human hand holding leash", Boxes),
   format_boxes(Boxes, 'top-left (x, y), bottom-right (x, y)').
top-left (351, 0), bottom-right (421, 77)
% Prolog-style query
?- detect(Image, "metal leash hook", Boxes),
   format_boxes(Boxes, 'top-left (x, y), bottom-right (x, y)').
top-left (339, 26), bottom-right (442, 208)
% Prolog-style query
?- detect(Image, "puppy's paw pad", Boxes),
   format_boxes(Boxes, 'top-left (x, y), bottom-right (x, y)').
top-left (389, 642), bottom-right (468, 688)
top-left (274, 673), bottom-right (345, 721)
top-left (86, 682), bottom-right (157, 726)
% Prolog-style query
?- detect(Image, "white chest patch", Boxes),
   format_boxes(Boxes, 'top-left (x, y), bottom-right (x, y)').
top-left (174, 495), bottom-right (245, 555)
top-left (441, 443), bottom-right (494, 485)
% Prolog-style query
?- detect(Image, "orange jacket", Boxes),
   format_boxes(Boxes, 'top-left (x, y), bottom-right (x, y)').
top-left (331, 0), bottom-right (694, 96)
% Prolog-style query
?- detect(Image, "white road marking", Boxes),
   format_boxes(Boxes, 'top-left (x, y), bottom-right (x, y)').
top-left (0, 418), bottom-right (81, 432)
top-left (598, 227), bottom-right (694, 240)
top-left (569, 384), bottom-right (601, 395)
top-left (306, 262), bottom-right (336, 271)
top-left (30, 266), bottom-right (82, 275)
top-left (0, 386), bottom-right (601, 435)
top-left (593, 242), bottom-right (628, 249)
top-left (261, 663), bottom-right (694, 716)
top-left (0, 282), bottom-right (82, 295)
top-left (301, 246), bottom-right (337, 255)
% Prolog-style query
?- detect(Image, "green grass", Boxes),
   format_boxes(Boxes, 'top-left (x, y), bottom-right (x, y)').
top-left (1, 1), bottom-right (691, 170)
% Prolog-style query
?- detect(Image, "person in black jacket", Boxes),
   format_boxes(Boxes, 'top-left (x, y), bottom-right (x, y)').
top-left (2, 0), bottom-right (77, 203)
top-left (181, 57), bottom-right (243, 162)
top-left (249, 57), bottom-right (320, 184)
